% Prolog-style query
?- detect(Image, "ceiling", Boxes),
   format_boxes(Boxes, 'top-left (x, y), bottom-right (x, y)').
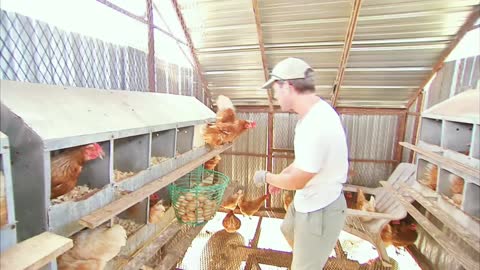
top-left (176, 0), bottom-right (479, 108)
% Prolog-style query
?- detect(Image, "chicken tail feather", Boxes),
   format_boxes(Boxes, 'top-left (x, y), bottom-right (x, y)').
top-left (216, 95), bottom-right (235, 112)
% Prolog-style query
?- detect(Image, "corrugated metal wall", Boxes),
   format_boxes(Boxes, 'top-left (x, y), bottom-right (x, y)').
top-left (0, 10), bottom-right (205, 102)
top-left (218, 111), bottom-right (403, 208)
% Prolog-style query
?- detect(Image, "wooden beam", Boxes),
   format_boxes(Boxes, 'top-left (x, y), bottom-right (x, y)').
top-left (80, 144), bottom-right (232, 229)
top-left (381, 181), bottom-right (479, 270)
top-left (393, 112), bottom-right (408, 162)
top-left (345, 208), bottom-right (400, 220)
top-left (398, 182), bottom-right (480, 252)
top-left (405, 245), bottom-right (435, 270)
top-left (406, 7), bottom-right (480, 108)
top-left (337, 107), bottom-right (405, 115)
top-left (331, 0), bottom-right (363, 107)
top-left (146, 0), bottom-right (156, 92)
top-left (171, 0), bottom-right (212, 106)
top-left (217, 207), bottom-right (286, 219)
top-left (409, 93), bottom-right (424, 163)
top-left (223, 151), bottom-right (268, 158)
top-left (250, 217), bottom-right (263, 248)
top-left (266, 112), bottom-right (274, 207)
top-left (154, 224), bottom-right (205, 270)
top-left (400, 142), bottom-right (480, 180)
top-left (0, 232), bottom-right (73, 270)
top-left (252, 0), bottom-right (274, 112)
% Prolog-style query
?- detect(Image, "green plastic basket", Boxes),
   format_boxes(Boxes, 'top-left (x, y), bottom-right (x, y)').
top-left (168, 166), bottom-right (230, 226)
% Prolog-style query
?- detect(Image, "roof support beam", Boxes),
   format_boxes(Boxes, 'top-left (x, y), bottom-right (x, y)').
top-left (252, 0), bottom-right (274, 112)
top-left (406, 6), bottom-right (480, 109)
top-left (171, 0), bottom-right (213, 107)
top-left (331, 0), bottom-right (363, 107)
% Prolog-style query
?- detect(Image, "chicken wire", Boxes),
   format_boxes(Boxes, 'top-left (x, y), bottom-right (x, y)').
top-left (217, 155), bottom-right (267, 201)
top-left (0, 10), bottom-right (205, 102)
top-left (223, 112), bottom-right (268, 155)
top-left (273, 113), bottom-right (298, 149)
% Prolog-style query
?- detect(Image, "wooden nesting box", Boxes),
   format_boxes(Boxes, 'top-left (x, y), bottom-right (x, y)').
top-left (410, 89), bottom-right (480, 234)
top-left (0, 132), bottom-right (17, 252)
top-left (0, 80), bottom-right (215, 242)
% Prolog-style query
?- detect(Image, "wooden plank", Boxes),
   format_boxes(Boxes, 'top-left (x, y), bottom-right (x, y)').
top-left (123, 221), bottom-right (182, 270)
top-left (80, 144), bottom-right (232, 229)
top-left (223, 151), bottom-right (268, 158)
top-left (406, 7), bottom-right (480, 108)
top-left (0, 232), bottom-right (73, 270)
top-left (398, 182), bottom-right (480, 252)
top-left (345, 208), bottom-right (399, 220)
top-left (381, 181), bottom-right (480, 270)
top-left (400, 142), bottom-right (480, 180)
top-left (252, 0), bottom-right (274, 111)
top-left (342, 184), bottom-right (378, 194)
top-left (331, 0), bottom-right (363, 107)
top-left (146, 0), bottom-right (156, 92)
top-left (153, 224), bottom-right (205, 270)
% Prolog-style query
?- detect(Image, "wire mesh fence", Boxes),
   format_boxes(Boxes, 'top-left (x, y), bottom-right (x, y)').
top-left (0, 9), bottom-right (206, 103)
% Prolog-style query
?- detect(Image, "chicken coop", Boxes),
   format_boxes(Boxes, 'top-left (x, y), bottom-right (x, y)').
top-left (0, 0), bottom-right (480, 270)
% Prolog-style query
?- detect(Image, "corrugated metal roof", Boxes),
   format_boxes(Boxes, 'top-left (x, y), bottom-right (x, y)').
top-left (177, 0), bottom-right (479, 108)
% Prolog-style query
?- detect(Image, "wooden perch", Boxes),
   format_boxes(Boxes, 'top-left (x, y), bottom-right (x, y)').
top-left (0, 232), bottom-right (73, 270)
top-left (381, 181), bottom-right (479, 270)
top-left (80, 144), bottom-right (232, 229)
top-left (398, 182), bottom-right (480, 253)
top-left (123, 221), bottom-right (182, 270)
top-left (400, 142), bottom-right (480, 180)
top-left (342, 184), bottom-right (378, 194)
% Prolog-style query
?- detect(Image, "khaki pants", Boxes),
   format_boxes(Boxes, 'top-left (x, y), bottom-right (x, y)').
top-left (281, 194), bottom-right (347, 270)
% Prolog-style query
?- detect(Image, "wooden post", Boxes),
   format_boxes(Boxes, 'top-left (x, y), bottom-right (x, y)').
top-left (409, 92), bottom-right (424, 162)
top-left (394, 112), bottom-right (408, 163)
top-left (146, 0), bottom-right (156, 92)
top-left (266, 112), bottom-right (274, 207)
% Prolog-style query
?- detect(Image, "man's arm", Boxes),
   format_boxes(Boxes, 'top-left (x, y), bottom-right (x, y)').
top-left (265, 166), bottom-right (316, 190)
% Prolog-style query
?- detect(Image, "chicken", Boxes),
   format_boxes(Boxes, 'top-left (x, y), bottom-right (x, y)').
top-left (222, 210), bottom-right (241, 233)
top-left (0, 171), bottom-right (7, 226)
top-left (221, 189), bottom-right (243, 210)
top-left (51, 143), bottom-right (105, 199)
top-left (381, 219), bottom-right (418, 248)
top-left (204, 155), bottom-right (221, 170)
top-left (356, 189), bottom-right (376, 222)
top-left (283, 190), bottom-right (294, 212)
top-left (419, 163), bottom-right (438, 191)
top-left (450, 175), bottom-right (464, 194)
top-left (344, 191), bottom-right (357, 209)
top-left (149, 200), bottom-right (166, 224)
top-left (57, 224), bottom-right (127, 270)
top-left (238, 193), bottom-right (270, 218)
top-left (204, 95), bottom-right (256, 148)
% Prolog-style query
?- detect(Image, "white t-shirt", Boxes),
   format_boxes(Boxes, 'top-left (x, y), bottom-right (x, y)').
top-left (292, 99), bottom-right (349, 213)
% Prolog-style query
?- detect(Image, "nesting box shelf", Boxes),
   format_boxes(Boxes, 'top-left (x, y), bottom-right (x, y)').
top-left (0, 132), bottom-right (17, 252)
top-left (0, 79), bottom-right (216, 242)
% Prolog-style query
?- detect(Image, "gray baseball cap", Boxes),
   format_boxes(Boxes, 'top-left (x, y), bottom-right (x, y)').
top-left (261, 57), bottom-right (313, 89)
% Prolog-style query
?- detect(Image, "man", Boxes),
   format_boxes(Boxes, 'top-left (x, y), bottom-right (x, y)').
top-left (254, 57), bottom-right (348, 269)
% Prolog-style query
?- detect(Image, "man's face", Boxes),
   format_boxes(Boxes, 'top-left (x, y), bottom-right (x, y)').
top-left (272, 81), bottom-right (292, 111)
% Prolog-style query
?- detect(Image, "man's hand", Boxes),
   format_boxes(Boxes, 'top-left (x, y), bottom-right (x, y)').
top-left (253, 170), bottom-right (268, 187)
top-left (268, 185), bottom-right (281, 195)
